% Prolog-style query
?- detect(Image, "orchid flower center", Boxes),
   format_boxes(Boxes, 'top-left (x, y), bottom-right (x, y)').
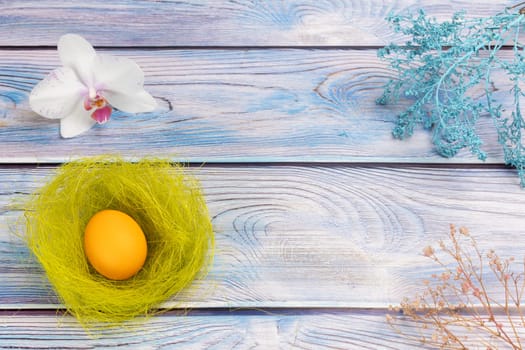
top-left (83, 87), bottom-right (112, 124)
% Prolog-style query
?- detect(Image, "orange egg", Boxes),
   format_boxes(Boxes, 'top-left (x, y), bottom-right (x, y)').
top-left (84, 210), bottom-right (147, 280)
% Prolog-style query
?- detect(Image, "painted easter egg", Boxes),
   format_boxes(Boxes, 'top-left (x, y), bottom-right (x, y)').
top-left (84, 210), bottom-right (147, 280)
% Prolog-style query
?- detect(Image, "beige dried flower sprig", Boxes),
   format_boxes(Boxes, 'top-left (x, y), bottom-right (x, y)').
top-left (387, 225), bottom-right (525, 349)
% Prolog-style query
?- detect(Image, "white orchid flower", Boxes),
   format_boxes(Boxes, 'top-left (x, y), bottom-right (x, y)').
top-left (29, 34), bottom-right (156, 138)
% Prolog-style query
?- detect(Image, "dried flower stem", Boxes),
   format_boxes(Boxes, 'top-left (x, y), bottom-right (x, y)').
top-left (388, 225), bottom-right (525, 349)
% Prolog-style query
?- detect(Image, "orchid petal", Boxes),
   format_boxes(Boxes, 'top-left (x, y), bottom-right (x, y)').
top-left (92, 54), bottom-right (157, 112)
top-left (104, 89), bottom-right (156, 113)
top-left (29, 67), bottom-right (85, 119)
top-left (58, 34), bottom-right (96, 86)
top-left (92, 54), bottom-right (144, 92)
top-left (59, 103), bottom-right (96, 138)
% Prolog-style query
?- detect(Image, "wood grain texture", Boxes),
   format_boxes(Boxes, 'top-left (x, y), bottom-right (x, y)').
top-left (0, 311), bottom-right (438, 349)
top-left (0, 0), bottom-right (516, 47)
top-left (3, 2), bottom-right (524, 346)
top-left (0, 49), bottom-right (515, 163)
top-left (1, 310), bottom-right (523, 349)
top-left (1, 165), bottom-right (524, 309)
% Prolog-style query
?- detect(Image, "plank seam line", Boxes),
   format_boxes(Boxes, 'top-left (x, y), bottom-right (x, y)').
top-left (0, 306), bottom-right (516, 316)
top-left (0, 162), bottom-right (512, 169)
top-left (0, 45), bottom-right (519, 51)
top-left (0, 307), bottom-right (394, 316)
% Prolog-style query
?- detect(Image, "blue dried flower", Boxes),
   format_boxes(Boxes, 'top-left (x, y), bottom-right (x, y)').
top-left (378, 6), bottom-right (525, 185)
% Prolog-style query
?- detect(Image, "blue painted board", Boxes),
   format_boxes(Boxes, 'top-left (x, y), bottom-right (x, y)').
top-left (0, 0), bottom-right (516, 46)
top-left (2, 310), bottom-right (521, 349)
top-left (1, 166), bottom-right (524, 310)
top-left (0, 49), bottom-right (514, 164)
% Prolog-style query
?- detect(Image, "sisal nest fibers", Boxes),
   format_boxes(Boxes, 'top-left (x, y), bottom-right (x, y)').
top-left (23, 156), bottom-right (214, 327)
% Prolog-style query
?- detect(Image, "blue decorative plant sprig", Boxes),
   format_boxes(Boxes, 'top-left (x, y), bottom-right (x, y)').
top-left (377, 5), bottom-right (525, 185)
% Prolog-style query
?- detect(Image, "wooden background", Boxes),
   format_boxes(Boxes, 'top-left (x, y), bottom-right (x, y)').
top-left (1, 1), bottom-right (524, 348)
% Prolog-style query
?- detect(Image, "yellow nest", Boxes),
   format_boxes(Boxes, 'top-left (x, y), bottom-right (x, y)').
top-left (23, 156), bottom-right (214, 327)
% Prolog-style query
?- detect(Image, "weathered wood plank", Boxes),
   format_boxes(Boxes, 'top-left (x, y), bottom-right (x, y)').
top-left (0, 49), bottom-right (514, 163)
top-left (0, 0), bottom-right (516, 47)
top-left (0, 311), bottom-right (427, 349)
top-left (1, 310), bottom-right (522, 349)
top-left (1, 165), bottom-right (524, 309)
